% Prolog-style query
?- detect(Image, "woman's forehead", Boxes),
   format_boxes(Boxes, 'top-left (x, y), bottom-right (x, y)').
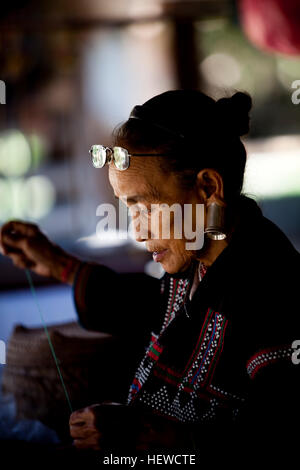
top-left (108, 157), bottom-right (165, 198)
top-left (109, 171), bottom-right (159, 201)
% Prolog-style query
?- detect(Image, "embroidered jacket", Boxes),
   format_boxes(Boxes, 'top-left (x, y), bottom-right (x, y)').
top-left (72, 195), bottom-right (300, 458)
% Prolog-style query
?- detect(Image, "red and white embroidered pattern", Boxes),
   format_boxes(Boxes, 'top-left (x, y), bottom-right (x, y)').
top-left (246, 344), bottom-right (293, 379)
top-left (138, 308), bottom-right (229, 422)
top-left (179, 308), bottom-right (228, 388)
top-left (199, 262), bottom-right (208, 280)
top-left (128, 305), bottom-right (230, 423)
top-left (127, 331), bottom-right (165, 404)
top-left (127, 266), bottom-right (233, 423)
top-left (161, 277), bottom-right (191, 332)
top-left (126, 275), bottom-right (190, 406)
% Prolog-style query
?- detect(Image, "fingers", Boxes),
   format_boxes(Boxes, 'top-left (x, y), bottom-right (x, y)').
top-left (70, 406), bottom-right (103, 451)
top-left (9, 252), bottom-right (35, 270)
top-left (2, 220), bottom-right (38, 237)
top-left (69, 407), bottom-right (96, 426)
top-left (0, 220), bottom-right (39, 255)
top-left (73, 436), bottom-right (102, 451)
top-left (70, 424), bottom-right (102, 439)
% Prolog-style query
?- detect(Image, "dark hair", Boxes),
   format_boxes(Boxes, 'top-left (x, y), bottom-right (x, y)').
top-left (112, 89), bottom-right (252, 203)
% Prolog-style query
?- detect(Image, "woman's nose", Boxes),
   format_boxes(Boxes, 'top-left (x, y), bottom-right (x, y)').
top-left (133, 223), bottom-right (149, 242)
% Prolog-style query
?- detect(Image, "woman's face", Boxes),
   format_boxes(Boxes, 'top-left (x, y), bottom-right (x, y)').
top-left (108, 155), bottom-right (203, 274)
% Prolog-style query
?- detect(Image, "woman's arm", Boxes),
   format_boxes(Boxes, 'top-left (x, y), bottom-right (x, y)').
top-left (0, 219), bottom-right (164, 342)
top-left (72, 261), bottom-right (163, 341)
top-left (237, 350), bottom-right (299, 430)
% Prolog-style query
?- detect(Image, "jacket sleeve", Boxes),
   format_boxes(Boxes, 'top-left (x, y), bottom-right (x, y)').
top-left (72, 261), bottom-right (163, 342)
top-left (237, 346), bottom-right (299, 421)
top-left (228, 350), bottom-right (299, 465)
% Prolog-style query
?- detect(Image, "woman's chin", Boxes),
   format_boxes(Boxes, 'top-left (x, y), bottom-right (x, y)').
top-left (160, 256), bottom-right (189, 275)
top-left (159, 258), bottom-right (175, 274)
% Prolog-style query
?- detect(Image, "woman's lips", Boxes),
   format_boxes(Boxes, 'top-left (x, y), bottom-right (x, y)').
top-left (152, 249), bottom-right (168, 262)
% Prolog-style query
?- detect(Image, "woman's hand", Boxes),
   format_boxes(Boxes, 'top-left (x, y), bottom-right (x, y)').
top-left (69, 404), bottom-right (104, 451)
top-left (0, 219), bottom-right (80, 284)
top-left (69, 402), bottom-right (129, 451)
top-left (69, 402), bottom-right (187, 452)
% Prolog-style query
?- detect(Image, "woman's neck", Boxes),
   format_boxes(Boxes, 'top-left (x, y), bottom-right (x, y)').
top-left (197, 238), bottom-right (229, 267)
top-left (189, 239), bottom-right (229, 300)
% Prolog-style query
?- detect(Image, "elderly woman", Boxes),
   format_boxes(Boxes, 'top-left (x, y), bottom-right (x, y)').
top-left (0, 90), bottom-right (299, 464)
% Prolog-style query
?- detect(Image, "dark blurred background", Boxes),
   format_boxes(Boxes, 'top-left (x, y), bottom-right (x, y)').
top-left (0, 0), bottom-right (299, 394)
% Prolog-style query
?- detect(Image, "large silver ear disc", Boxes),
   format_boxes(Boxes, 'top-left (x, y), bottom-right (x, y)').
top-left (204, 202), bottom-right (227, 240)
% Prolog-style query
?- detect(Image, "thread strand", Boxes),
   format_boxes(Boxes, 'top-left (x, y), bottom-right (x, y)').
top-left (25, 269), bottom-right (73, 413)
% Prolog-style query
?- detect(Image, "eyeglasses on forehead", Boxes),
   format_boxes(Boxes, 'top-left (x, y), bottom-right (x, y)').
top-left (89, 145), bottom-right (171, 171)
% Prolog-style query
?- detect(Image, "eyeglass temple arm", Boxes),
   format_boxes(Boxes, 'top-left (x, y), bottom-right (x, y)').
top-left (89, 147), bottom-right (170, 157)
top-left (128, 153), bottom-right (171, 157)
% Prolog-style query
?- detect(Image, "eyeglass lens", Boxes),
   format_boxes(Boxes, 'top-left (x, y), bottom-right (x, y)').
top-left (113, 147), bottom-right (129, 170)
top-left (91, 145), bottom-right (107, 168)
top-left (91, 145), bottom-right (130, 170)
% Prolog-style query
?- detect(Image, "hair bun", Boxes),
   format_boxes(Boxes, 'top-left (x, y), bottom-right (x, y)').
top-left (215, 91), bottom-right (252, 137)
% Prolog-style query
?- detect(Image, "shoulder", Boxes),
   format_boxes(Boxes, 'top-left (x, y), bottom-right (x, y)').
top-left (234, 198), bottom-right (299, 300)
top-left (228, 200), bottom-right (300, 371)
top-left (258, 213), bottom-right (299, 262)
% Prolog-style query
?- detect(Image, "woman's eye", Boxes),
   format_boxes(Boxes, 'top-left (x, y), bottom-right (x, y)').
top-left (128, 204), bottom-right (151, 217)
top-left (139, 208), bottom-right (151, 217)
top-left (137, 204), bottom-right (151, 214)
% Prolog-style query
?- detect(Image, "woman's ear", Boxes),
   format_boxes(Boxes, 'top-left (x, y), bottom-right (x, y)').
top-left (196, 168), bottom-right (225, 206)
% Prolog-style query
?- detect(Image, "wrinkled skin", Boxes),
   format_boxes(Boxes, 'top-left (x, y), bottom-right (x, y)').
top-left (108, 155), bottom-right (230, 274)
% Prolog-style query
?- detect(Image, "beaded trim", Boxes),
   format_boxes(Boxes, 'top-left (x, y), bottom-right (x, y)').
top-left (152, 308), bottom-right (228, 391)
top-left (208, 383), bottom-right (246, 403)
top-left (128, 306), bottom-right (230, 423)
top-left (246, 344), bottom-right (293, 379)
top-left (160, 277), bottom-right (166, 295)
top-left (161, 277), bottom-right (191, 332)
top-left (198, 261), bottom-right (208, 281)
top-left (127, 331), bottom-right (164, 404)
top-left (127, 275), bottom-right (232, 424)
top-left (126, 275), bottom-right (191, 406)
top-left (181, 308), bottom-right (228, 388)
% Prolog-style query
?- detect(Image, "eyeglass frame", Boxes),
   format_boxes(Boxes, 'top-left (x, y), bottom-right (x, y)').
top-left (90, 104), bottom-right (187, 170)
top-left (89, 145), bottom-right (172, 171)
